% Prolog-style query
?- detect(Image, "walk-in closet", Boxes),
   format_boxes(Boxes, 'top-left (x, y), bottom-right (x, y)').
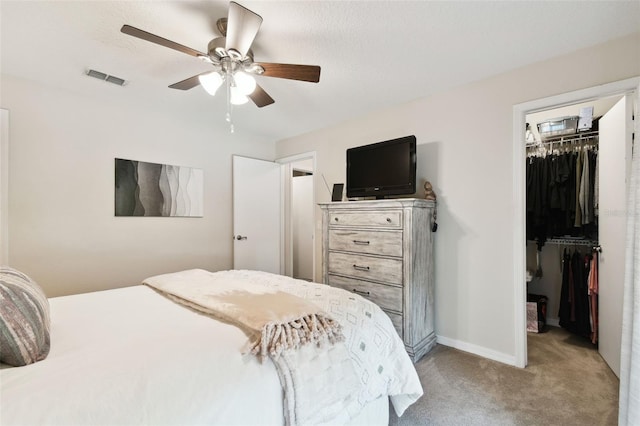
top-left (524, 94), bottom-right (632, 377)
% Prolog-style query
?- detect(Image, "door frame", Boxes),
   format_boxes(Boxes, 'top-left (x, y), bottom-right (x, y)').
top-left (276, 151), bottom-right (317, 280)
top-left (512, 76), bottom-right (640, 368)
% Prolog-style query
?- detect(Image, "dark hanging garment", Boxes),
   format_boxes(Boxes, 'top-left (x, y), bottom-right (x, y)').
top-left (575, 253), bottom-right (592, 338)
top-left (550, 154), bottom-right (570, 210)
top-left (549, 154), bottom-right (571, 237)
top-left (559, 250), bottom-right (593, 340)
top-left (527, 157), bottom-right (551, 250)
top-left (570, 251), bottom-right (584, 335)
top-left (558, 248), bottom-right (572, 328)
top-left (526, 156), bottom-right (549, 248)
top-left (526, 158), bottom-right (536, 241)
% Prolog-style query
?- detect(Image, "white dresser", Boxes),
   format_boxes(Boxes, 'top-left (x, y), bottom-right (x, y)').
top-left (319, 198), bottom-right (436, 362)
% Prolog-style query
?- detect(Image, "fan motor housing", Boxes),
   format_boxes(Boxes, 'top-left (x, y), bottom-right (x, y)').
top-left (207, 37), bottom-right (254, 64)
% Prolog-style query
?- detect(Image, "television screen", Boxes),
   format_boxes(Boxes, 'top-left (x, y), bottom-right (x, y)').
top-left (346, 135), bottom-right (416, 199)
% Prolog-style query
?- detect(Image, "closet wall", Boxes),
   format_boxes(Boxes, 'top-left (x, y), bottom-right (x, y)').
top-left (525, 96), bottom-right (622, 328)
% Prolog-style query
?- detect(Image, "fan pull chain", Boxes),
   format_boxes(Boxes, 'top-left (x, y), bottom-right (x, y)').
top-left (225, 68), bottom-right (234, 133)
top-left (227, 114), bottom-right (234, 133)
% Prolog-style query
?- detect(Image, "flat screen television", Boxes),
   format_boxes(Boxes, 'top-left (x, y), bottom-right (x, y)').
top-left (346, 135), bottom-right (417, 199)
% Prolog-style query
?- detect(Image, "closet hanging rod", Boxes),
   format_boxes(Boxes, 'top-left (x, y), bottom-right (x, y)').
top-left (528, 135), bottom-right (599, 145)
top-left (526, 138), bottom-right (599, 149)
top-left (526, 130), bottom-right (599, 147)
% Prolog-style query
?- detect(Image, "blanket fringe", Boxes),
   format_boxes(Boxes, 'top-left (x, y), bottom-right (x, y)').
top-left (250, 313), bottom-right (344, 361)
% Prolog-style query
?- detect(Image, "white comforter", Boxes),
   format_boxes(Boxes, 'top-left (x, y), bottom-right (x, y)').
top-left (214, 270), bottom-right (423, 417)
top-left (143, 269), bottom-right (423, 423)
top-left (0, 271), bottom-right (422, 425)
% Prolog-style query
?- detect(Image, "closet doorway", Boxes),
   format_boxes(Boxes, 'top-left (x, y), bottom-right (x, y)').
top-left (277, 152), bottom-right (317, 281)
top-left (290, 160), bottom-right (314, 280)
top-left (524, 95), bottom-right (629, 377)
top-left (513, 77), bottom-right (639, 370)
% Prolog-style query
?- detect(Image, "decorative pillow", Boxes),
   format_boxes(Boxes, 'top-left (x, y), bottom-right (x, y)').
top-left (0, 266), bottom-right (51, 366)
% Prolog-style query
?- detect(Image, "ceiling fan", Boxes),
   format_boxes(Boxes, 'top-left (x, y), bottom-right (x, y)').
top-left (121, 1), bottom-right (321, 109)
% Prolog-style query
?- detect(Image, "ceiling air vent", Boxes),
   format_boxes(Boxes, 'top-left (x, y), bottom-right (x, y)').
top-left (85, 69), bottom-right (126, 86)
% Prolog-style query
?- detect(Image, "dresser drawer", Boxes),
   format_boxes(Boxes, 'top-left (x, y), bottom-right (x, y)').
top-left (329, 229), bottom-right (403, 257)
top-left (328, 252), bottom-right (403, 285)
top-left (328, 274), bottom-right (403, 312)
top-left (329, 210), bottom-right (402, 228)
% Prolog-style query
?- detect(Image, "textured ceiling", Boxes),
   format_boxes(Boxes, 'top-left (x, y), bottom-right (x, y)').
top-left (1, 1), bottom-right (639, 142)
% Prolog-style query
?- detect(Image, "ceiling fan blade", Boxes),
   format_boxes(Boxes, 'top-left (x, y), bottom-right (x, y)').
top-left (168, 72), bottom-right (213, 90)
top-left (121, 25), bottom-right (207, 58)
top-left (257, 63), bottom-right (321, 83)
top-left (225, 2), bottom-right (262, 58)
top-left (248, 84), bottom-right (275, 108)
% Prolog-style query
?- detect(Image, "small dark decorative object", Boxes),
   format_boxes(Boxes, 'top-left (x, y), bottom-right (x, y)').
top-left (331, 183), bottom-right (344, 202)
top-left (423, 181), bottom-right (436, 201)
top-left (423, 181), bottom-right (438, 232)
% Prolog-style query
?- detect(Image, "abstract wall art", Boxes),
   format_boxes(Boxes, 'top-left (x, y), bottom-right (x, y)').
top-left (115, 158), bottom-right (203, 217)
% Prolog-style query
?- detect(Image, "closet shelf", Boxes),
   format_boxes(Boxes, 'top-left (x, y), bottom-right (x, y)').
top-left (526, 130), bottom-right (599, 147)
top-left (540, 237), bottom-right (599, 247)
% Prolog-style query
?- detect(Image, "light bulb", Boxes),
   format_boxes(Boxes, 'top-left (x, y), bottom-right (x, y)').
top-left (233, 71), bottom-right (256, 95)
top-left (198, 71), bottom-right (223, 96)
top-left (230, 86), bottom-right (249, 105)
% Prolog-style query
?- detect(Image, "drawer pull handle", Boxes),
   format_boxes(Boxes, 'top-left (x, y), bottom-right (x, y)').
top-left (386, 218), bottom-right (392, 223)
top-left (352, 289), bottom-right (371, 296)
top-left (353, 264), bottom-right (370, 271)
top-left (353, 240), bottom-right (370, 245)
top-left (334, 217), bottom-right (339, 222)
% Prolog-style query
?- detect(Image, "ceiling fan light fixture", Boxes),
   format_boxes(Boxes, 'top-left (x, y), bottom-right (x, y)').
top-left (121, 1), bottom-right (321, 131)
top-left (233, 71), bottom-right (256, 95)
top-left (230, 86), bottom-right (249, 105)
top-left (199, 71), bottom-right (223, 96)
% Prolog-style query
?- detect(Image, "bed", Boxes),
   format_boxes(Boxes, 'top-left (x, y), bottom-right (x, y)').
top-left (0, 268), bottom-right (422, 425)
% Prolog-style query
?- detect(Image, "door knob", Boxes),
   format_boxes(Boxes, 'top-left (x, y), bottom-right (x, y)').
top-left (235, 235), bottom-right (248, 241)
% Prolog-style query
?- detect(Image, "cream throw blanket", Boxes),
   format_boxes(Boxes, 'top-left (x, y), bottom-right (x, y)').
top-left (143, 269), bottom-right (362, 425)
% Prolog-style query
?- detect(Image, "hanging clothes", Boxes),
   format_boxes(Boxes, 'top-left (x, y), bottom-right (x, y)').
top-left (526, 143), bottom-right (598, 248)
top-left (558, 247), bottom-right (599, 344)
top-left (588, 252), bottom-right (599, 345)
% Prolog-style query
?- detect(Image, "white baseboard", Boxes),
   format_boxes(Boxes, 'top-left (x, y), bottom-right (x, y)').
top-left (436, 335), bottom-right (517, 367)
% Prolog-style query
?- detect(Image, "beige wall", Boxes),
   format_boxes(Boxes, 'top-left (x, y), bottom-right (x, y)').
top-left (275, 32), bottom-right (640, 362)
top-left (2, 75), bottom-right (275, 297)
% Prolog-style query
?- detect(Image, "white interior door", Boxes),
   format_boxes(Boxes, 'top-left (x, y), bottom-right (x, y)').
top-left (232, 155), bottom-right (281, 274)
top-left (598, 95), bottom-right (633, 378)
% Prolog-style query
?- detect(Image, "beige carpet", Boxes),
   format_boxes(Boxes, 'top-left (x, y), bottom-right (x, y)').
top-left (389, 327), bottom-right (619, 425)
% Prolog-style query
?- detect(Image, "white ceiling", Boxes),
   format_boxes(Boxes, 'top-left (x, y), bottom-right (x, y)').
top-left (1, 1), bottom-right (639, 142)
